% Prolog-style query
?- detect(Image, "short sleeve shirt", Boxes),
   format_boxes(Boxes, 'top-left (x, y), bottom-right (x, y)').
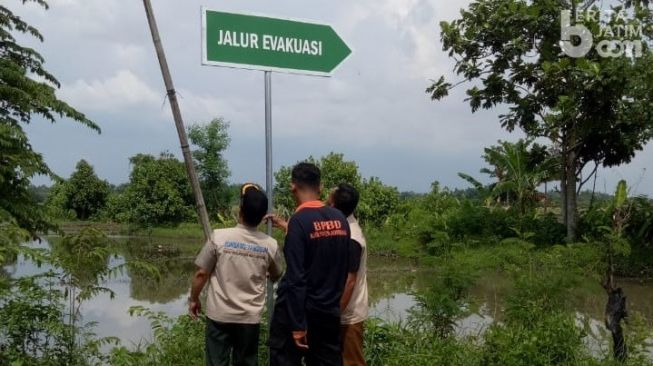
top-left (275, 201), bottom-right (351, 331)
top-left (341, 216), bottom-right (369, 325)
top-left (195, 224), bottom-right (283, 324)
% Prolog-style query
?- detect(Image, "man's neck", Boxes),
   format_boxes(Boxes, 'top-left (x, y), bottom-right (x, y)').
top-left (295, 192), bottom-right (321, 206)
top-left (237, 217), bottom-right (256, 230)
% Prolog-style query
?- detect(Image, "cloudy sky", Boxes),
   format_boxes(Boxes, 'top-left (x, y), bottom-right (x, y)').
top-left (12, 0), bottom-right (653, 195)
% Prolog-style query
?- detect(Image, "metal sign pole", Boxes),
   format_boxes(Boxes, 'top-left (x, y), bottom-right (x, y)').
top-left (143, 0), bottom-right (212, 241)
top-left (264, 71), bottom-right (274, 332)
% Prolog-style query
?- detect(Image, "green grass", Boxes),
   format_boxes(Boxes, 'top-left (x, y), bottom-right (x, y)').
top-left (364, 225), bottom-right (421, 257)
top-left (121, 223), bottom-right (207, 239)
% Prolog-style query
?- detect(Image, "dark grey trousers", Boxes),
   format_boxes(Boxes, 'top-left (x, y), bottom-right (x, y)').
top-left (206, 318), bottom-right (260, 366)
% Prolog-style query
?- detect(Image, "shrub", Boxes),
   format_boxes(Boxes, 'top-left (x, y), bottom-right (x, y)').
top-left (364, 319), bottom-right (481, 366)
top-left (109, 307), bottom-right (205, 366)
top-left (0, 276), bottom-right (112, 366)
top-left (482, 312), bottom-right (587, 366)
top-left (409, 262), bottom-right (477, 338)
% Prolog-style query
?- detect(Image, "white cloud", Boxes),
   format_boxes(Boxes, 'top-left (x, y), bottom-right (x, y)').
top-left (46, 0), bottom-right (125, 36)
top-left (110, 43), bottom-right (147, 67)
top-left (59, 70), bottom-right (160, 111)
top-left (172, 88), bottom-right (257, 132)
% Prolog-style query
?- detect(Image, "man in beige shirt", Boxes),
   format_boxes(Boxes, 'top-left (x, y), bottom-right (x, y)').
top-left (328, 184), bottom-right (368, 366)
top-left (189, 183), bottom-right (284, 366)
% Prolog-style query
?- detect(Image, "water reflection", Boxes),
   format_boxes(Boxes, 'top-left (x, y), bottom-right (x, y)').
top-left (366, 270), bottom-right (653, 358)
top-left (121, 239), bottom-right (195, 303)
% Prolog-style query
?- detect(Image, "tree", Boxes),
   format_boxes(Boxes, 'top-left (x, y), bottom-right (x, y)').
top-left (274, 153), bottom-right (363, 213)
top-left (1, 2), bottom-right (104, 362)
top-left (187, 118), bottom-right (231, 214)
top-left (273, 164), bottom-right (294, 214)
top-left (319, 152), bottom-right (363, 192)
top-left (61, 160), bottom-right (110, 220)
top-left (273, 153), bottom-right (399, 225)
top-left (44, 179), bottom-right (74, 220)
top-left (428, 0), bottom-right (653, 241)
top-left (28, 185), bottom-right (50, 204)
top-left (109, 153), bottom-right (195, 227)
top-left (460, 140), bottom-right (558, 212)
top-left (596, 180), bottom-right (633, 361)
top-left (490, 140), bottom-right (556, 213)
top-left (358, 177), bottom-right (400, 226)
top-left (1, 0), bottom-right (98, 237)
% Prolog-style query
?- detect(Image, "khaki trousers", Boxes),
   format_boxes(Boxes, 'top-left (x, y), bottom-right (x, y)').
top-left (340, 322), bottom-right (365, 366)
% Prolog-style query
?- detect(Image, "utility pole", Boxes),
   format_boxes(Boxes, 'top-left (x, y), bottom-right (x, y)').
top-left (143, 0), bottom-right (212, 241)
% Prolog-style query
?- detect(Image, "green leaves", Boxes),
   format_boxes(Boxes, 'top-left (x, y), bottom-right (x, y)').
top-left (274, 152), bottom-right (363, 213)
top-left (426, 75), bottom-right (452, 100)
top-left (429, 0), bottom-right (653, 240)
top-left (273, 152), bottom-right (400, 226)
top-left (1, 2), bottom-right (97, 129)
top-left (0, 273), bottom-right (112, 366)
top-left (1, 0), bottom-right (99, 240)
top-left (357, 176), bottom-right (400, 226)
top-left (107, 153), bottom-right (195, 227)
top-left (614, 180), bottom-right (629, 209)
top-left (187, 118), bottom-right (232, 214)
top-left (112, 306), bottom-right (205, 365)
top-left (61, 160), bottom-right (111, 220)
top-left (460, 139), bottom-right (558, 215)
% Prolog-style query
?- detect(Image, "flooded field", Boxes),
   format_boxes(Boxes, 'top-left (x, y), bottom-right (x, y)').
top-left (6, 237), bottom-right (653, 355)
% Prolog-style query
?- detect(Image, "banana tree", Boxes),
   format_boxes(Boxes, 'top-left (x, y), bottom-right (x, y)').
top-left (460, 140), bottom-right (559, 215)
top-left (599, 180), bottom-right (632, 361)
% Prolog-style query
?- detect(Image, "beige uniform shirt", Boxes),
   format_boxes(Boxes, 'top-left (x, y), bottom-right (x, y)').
top-left (195, 225), bottom-right (283, 324)
top-left (341, 216), bottom-right (368, 325)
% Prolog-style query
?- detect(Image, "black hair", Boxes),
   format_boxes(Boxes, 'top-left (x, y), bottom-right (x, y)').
top-left (291, 162), bottom-right (321, 191)
top-left (240, 184), bottom-right (268, 227)
top-left (332, 183), bottom-right (359, 217)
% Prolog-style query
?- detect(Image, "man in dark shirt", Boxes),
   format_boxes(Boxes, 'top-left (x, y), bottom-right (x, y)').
top-left (268, 163), bottom-right (352, 366)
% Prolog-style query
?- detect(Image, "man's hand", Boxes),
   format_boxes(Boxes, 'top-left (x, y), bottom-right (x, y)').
top-left (292, 330), bottom-right (309, 350)
top-left (340, 272), bottom-right (357, 311)
top-left (264, 213), bottom-right (289, 233)
top-left (188, 298), bottom-right (201, 320)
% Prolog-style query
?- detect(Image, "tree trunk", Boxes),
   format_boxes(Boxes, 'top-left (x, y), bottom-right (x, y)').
top-left (605, 286), bottom-right (628, 362)
top-left (544, 181), bottom-right (548, 214)
top-left (561, 145), bottom-right (568, 239)
top-left (563, 2), bottom-right (580, 243)
top-left (589, 165), bottom-right (598, 210)
top-left (565, 148), bottom-right (578, 242)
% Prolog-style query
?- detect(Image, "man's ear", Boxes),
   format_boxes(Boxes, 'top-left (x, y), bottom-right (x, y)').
top-left (326, 191), bottom-right (334, 207)
top-left (326, 187), bottom-right (337, 206)
top-left (290, 182), bottom-right (297, 193)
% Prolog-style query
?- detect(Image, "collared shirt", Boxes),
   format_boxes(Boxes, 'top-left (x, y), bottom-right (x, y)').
top-left (195, 224), bottom-right (283, 324)
top-left (275, 200), bottom-right (351, 331)
top-left (341, 215), bottom-right (369, 325)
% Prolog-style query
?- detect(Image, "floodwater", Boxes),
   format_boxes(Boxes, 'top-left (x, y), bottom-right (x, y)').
top-left (5, 237), bottom-right (653, 356)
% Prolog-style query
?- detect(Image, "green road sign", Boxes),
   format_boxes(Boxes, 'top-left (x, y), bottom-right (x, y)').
top-left (202, 9), bottom-right (352, 76)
